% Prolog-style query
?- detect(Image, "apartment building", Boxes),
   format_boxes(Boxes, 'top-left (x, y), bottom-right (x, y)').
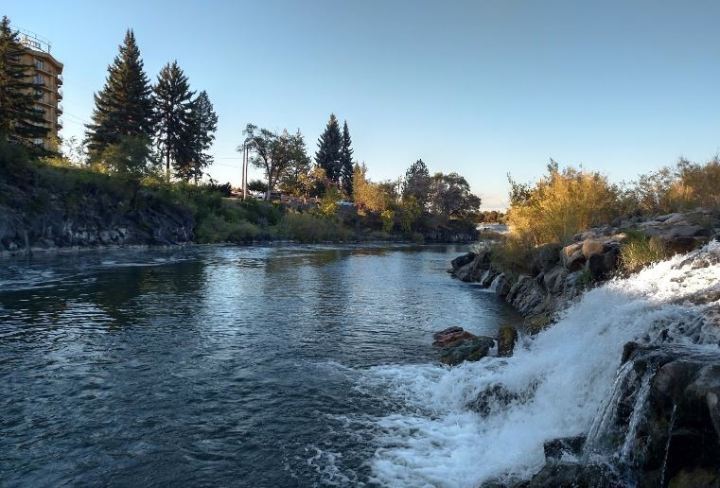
top-left (18, 31), bottom-right (63, 149)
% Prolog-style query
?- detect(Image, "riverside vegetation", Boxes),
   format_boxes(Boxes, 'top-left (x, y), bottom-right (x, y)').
top-left (0, 17), bottom-right (480, 253)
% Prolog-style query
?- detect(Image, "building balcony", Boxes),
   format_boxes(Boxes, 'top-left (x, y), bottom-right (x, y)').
top-left (57, 103), bottom-right (63, 114)
top-left (57, 88), bottom-right (63, 99)
top-left (57, 74), bottom-right (63, 85)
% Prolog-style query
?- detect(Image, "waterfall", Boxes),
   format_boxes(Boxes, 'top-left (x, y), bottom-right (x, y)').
top-left (362, 242), bottom-right (720, 488)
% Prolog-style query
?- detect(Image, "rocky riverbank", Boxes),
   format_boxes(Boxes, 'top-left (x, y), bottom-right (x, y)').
top-left (444, 212), bottom-right (720, 487)
top-left (0, 190), bottom-right (194, 257)
top-left (451, 209), bottom-right (720, 331)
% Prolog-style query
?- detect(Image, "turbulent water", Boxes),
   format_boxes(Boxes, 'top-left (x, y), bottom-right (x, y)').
top-left (2, 243), bottom-right (718, 487)
top-left (0, 244), bottom-right (519, 487)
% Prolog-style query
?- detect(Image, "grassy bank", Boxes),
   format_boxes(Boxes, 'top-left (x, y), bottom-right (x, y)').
top-left (0, 146), bottom-right (477, 247)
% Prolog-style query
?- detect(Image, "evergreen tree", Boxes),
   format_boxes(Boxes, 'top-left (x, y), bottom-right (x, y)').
top-left (180, 90), bottom-right (218, 183)
top-left (315, 113), bottom-right (342, 183)
top-left (154, 61), bottom-right (194, 179)
top-left (85, 30), bottom-right (155, 164)
top-left (0, 16), bottom-right (49, 149)
top-left (339, 121), bottom-right (354, 196)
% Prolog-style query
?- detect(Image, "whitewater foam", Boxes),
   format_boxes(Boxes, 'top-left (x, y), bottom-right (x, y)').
top-left (363, 242), bottom-right (720, 488)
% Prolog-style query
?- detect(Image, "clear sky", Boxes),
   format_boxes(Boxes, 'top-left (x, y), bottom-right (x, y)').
top-left (5, 0), bottom-right (720, 209)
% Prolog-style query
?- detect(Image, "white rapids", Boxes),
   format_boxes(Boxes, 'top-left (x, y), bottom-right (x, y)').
top-left (361, 242), bottom-right (720, 488)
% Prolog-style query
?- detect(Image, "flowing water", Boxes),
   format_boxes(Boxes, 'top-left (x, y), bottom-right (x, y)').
top-left (2, 242), bottom-right (719, 488)
top-left (0, 244), bottom-right (519, 487)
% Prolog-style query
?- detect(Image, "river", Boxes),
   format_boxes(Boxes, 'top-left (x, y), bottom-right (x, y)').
top-left (0, 244), bottom-right (520, 487)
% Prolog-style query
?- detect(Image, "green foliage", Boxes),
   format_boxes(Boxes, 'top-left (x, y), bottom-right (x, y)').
top-left (278, 212), bottom-right (351, 243)
top-left (427, 172), bottom-right (481, 218)
top-left (0, 16), bottom-right (49, 150)
top-left (398, 196), bottom-right (422, 233)
top-left (182, 90), bottom-right (218, 182)
top-left (247, 179), bottom-right (268, 193)
top-left (318, 186), bottom-right (341, 216)
top-left (97, 135), bottom-right (154, 177)
top-left (154, 61), bottom-right (194, 179)
top-left (242, 124), bottom-right (310, 198)
top-left (381, 209), bottom-right (395, 232)
top-left (315, 113), bottom-right (342, 182)
top-left (339, 121), bottom-right (354, 196)
top-left (195, 212), bottom-right (259, 243)
top-left (489, 237), bottom-right (534, 275)
top-left (402, 159), bottom-right (431, 208)
top-left (629, 158), bottom-right (720, 214)
top-left (85, 30), bottom-right (155, 163)
top-left (619, 230), bottom-right (670, 275)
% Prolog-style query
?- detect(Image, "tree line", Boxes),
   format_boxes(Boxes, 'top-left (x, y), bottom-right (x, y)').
top-left (85, 31), bottom-right (218, 181)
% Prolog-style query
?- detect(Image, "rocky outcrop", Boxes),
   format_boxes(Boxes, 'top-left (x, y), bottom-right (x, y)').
top-left (515, 343), bottom-right (720, 488)
top-left (0, 187), bottom-right (194, 255)
top-left (451, 210), bottom-right (720, 332)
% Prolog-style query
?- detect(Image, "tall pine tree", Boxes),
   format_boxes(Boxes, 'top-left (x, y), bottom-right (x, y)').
top-left (85, 30), bottom-right (155, 164)
top-left (154, 61), bottom-right (194, 179)
top-left (315, 113), bottom-right (342, 183)
top-left (339, 121), bottom-right (354, 196)
top-left (0, 16), bottom-right (49, 150)
top-left (180, 90), bottom-right (218, 183)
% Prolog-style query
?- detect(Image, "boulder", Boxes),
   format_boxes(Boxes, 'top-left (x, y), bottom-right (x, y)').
top-left (492, 273), bottom-right (512, 298)
top-left (432, 326), bottom-right (471, 347)
top-left (533, 243), bottom-right (562, 273)
top-left (497, 325), bottom-right (518, 357)
top-left (561, 243), bottom-right (586, 272)
top-left (543, 436), bottom-right (585, 462)
top-left (581, 239), bottom-right (605, 259)
top-left (439, 336), bottom-right (495, 366)
top-left (451, 252), bottom-right (475, 270)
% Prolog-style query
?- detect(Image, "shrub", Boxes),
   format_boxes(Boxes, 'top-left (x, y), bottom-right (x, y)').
top-left (619, 231), bottom-right (669, 274)
top-left (506, 162), bottom-right (621, 245)
top-left (278, 212), bottom-right (351, 243)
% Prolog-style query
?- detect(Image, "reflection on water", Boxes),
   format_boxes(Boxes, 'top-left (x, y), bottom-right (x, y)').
top-left (0, 244), bottom-right (520, 487)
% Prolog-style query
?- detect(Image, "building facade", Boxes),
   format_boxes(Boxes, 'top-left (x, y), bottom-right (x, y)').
top-left (18, 32), bottom-right (63, 149)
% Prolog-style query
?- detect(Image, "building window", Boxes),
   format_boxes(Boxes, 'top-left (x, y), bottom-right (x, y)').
top-left (33, 138), bottom-right (44, 146)
top-left (35, 59), bottom-right (45, 70)
top-left (34, 74), bottom-right (44, 85)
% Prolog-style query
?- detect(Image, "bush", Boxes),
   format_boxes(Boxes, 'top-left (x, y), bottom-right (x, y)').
top-left (619, 231), bottom-right (669, 274)
top-left (630, 158), bottom-right (720, 214)
top-left (277, 212), bottom-right (351, 243)
top-left (507, 162), bottom-right (621, 245)
top-left (489, 236), bottom-right (534, 275)
top-left (195, 213), bottom-right (260, 243)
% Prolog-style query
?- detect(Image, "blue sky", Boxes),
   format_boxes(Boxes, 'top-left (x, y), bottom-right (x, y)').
top-left (6, 0), bottom-right (720, 208)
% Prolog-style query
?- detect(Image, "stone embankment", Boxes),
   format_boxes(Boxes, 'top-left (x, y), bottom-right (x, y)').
top-left (450, 210), bottom-right (720, 331)
top-left (0, 190), bottom-right (194, 256)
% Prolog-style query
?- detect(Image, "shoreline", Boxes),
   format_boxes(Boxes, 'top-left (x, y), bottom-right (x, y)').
top-left (0, 238), bottom-right (476, 260)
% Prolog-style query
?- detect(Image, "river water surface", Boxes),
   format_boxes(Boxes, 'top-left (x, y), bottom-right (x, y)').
top-left (0, 244), bottom-right (520, 487)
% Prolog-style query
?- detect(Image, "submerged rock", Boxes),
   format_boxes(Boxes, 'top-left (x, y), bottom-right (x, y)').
top-left (439, 336), bottom-right (495, 366)
top-left (497, 325), bottom-right (518, 357)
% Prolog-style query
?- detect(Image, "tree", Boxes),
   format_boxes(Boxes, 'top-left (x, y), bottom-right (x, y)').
top-left (97, 134), bottom-right (153, 176)
top-left (352, 163), bottom-right (389, 213)
top-left (178, 90), bottom-right (217, 183)
top-left (85, 30), bottom-right (155, 166)
top-left (339, 121), bottom-right (354, 196)
top-left (241, 124), bottom-right (310, 200)
top-left (428, 172), bottom-right (481, 218)
top-left (154, 61), bottom-right (194, 180)
top-left (0, 16), bottom-right (49, 150)
top-left (402, 159), bottom-right (431, 208)
top-left (278, 130), bottom-right (311, 196)
top-left (315, 113), bottom-right (342, 182)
